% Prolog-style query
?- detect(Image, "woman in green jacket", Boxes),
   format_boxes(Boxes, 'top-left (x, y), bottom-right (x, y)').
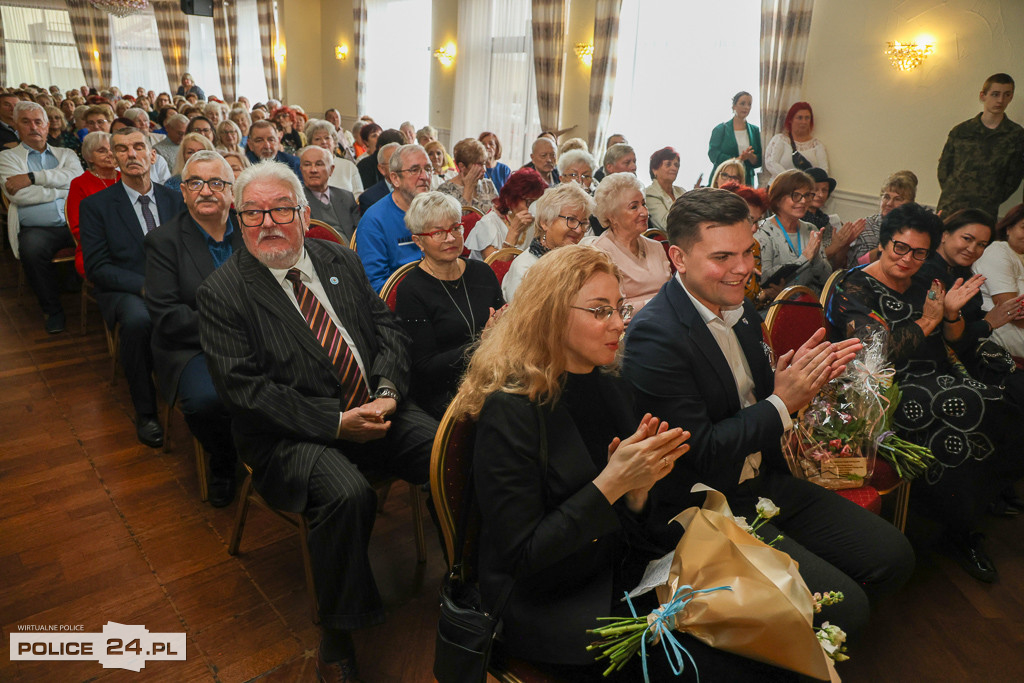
top-left (708, 91), bottom-right (762, 186)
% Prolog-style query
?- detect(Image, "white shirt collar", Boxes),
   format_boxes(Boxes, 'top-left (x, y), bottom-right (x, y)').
top-left (122, 181), bottom-right (156, 205)
top-left (269, 247), bottom-right (311, 286)
top-left (675, 272), bottom-right (744, 327)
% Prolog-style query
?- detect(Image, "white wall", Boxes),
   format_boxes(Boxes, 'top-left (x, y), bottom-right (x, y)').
top-left (803, 0), bottom-right (1024, 219)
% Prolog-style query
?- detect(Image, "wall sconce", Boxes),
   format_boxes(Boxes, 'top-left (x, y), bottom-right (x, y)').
top-left (574, 42), bottom-right (594, 67)
top-left (274, 43), bottom-right (287, 66)
top-left (335, 44), bottom-right (349, 60)
top-left (434, 41), bottom-right (456, 67)
top-left (885, 40), bottom-right (934, 71)
top-left (93, 49), bottom-right (100, 59)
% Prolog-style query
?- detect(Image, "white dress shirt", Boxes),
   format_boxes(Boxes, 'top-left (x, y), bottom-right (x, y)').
top-left (122, 182), bottom-right (160, 235)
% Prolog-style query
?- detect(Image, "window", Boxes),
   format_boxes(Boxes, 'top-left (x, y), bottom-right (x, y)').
top-left (108, 10), bottom-right (164, 94)
top-left (186, 14), bottom-right (222, 100)
top-left (1, 5), bottom-right (84, 90)
top-left (606, 0), bottom-right (760, 186)
top-left (363, 0), bottom-right (431, 128)
top-left (235, 0), bottom-right (269, 104)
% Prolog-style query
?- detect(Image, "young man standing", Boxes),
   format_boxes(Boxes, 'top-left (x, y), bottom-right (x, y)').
top-left (938, 73), bottom-right (1024, 219)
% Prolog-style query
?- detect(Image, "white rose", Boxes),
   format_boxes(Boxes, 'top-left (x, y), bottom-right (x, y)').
top-left (755, 497), bottom-right (780, 519)
top-left (731, 516), bottom-right (751, 531)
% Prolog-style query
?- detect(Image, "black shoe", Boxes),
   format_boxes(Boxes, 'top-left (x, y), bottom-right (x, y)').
top-left (135, 416), bottom-right (164, 448)
top-left (44, 312), bottom-right (65, 334)
top-left (207, 474), bottom-right (237, 508)
top-left (950, 533), bottom-right (998, 583)
top-left (316, 647), bottom-right (361, 683)
top-left (989, 499), bottom-right (1021, 518)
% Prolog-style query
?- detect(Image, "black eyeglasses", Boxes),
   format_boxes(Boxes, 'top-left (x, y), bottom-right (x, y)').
top-left (238, 206), bottom-right (301, 227)
top-left (890, 239), bottom-right (929, 261)
top-left (395, 165), bottom-right (434, 177)
top-left (789, 191), bottom-right (815, 203)
top-left (571, 304), bottom-right (634, 323)
top-left (559, 215), bottom-right (585, 230)
top-left (183, 177), bottom-right (231, 192)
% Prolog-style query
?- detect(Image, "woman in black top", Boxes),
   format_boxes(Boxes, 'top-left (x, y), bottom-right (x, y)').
top-left (396, 191), bottom-right (505, 418)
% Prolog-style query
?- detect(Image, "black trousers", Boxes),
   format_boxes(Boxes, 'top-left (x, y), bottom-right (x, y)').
top-left (302, 402), bottom-right (435, 631)
top-left (99, 291), bottom-right (157, 417)
top-left (176, 353), bottom-right (235, 478)
top-left (19, 224), bottom-right (75, 315)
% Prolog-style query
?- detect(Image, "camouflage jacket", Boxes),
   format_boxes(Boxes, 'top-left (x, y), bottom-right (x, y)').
top-left (937, 113), bottom-right (1024, 218)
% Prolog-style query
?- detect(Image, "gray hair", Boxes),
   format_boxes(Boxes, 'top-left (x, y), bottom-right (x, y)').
top-left (174, 132), bottom-right (215, 174)
top-left (603, 143), bottom-right (635, 169)
top-left (535, 182), bottom-right (595, 229)
top-left (215, 119), bottom-right (243, 145)
top-left (165, 113), bottom-right (189, 129)
top-left (202, 102), bottom-right (222, 118)
top-left (593, 172), bottom-right (645, 227)
top-left (13, 101), bottom-right (46, 122)
top-left (124, 108), bottom-right (148, 124)
top-left (531, 136), bottom-right (555, 154)
top-left (81, 131), bottom-right (111, 166)
top-left (389, 144), bottom-right (428, 174)
top-left (111, 126), bottom-right (152, 151)
top-left (220, 150), bottom-right (250, 171)
top-left (304, 119), bottom-right (338, 147)
top-left (233, 160), bottom-right (309, 210)
top-left (182, 149), bottom-right (233, 180)
top-left (249, 119), bottom-right (276, 136)
top-left (404, 191), bottom-right (462, 235)
top-left (266, 98), bottom-right (282, 111)
top-left (377, 142), bottom-right (400, 170)
top-left (298, 144), bottom-right (334, 166)
top-left (557, 149), bottom-right (596, 175)
top-left (229, 107), bottom-right (251, 126)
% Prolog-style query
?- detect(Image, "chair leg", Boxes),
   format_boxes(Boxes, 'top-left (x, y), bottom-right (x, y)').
top-left (409, 484), bottom-right (427, 564)
top-left (227, 474), bottom-right (254, 555)
top-left (297, 516), bottom-right (320, 624)
top-left (893, 480), bottom-right (911, 534)
top-left (193, 438), bottom-right (208, 502)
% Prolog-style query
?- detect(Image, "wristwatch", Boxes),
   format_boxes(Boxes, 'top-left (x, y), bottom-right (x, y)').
top-left (26, 171), bottom-right (35, 184)
top-left (374, 386), bottom-right (399, 402)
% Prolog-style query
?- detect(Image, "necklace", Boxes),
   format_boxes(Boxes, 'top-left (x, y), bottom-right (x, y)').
top-left (93, 171), bottom-right (117, 189)
top-left (423, 260), bottom-right (476, 334)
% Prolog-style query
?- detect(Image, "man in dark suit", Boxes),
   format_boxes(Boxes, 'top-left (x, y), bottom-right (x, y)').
top-left (622, 187), bottom-right (915, 637)
top-left (196, 160), bottom-right (435, 682)
top-left (300, 145), bottom-right (359, 242)
top-left (355, 142), bottom-right (398, 215)
top-left (81, 127), bottom-right (185, 447)
top-left (144, 150), bottom-right (242, 506)
top-left (244, 120), bottom-right (301, 177)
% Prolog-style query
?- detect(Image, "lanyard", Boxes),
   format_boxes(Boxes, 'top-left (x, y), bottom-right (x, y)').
top-left (776, 216), bottom-right (801, 255)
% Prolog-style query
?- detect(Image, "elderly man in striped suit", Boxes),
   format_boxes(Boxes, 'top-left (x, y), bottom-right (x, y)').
top-left (196, 160), bottom-right (435, 683)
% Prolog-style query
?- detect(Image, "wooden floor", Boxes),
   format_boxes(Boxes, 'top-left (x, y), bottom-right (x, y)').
top-left (1, 244), bottom-right (1023, 682)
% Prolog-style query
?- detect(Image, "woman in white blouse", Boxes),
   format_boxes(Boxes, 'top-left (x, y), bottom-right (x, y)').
top-left (763, 102), bottom-right (829, 185)
top-left (975, 204), bottom-right (1024, 357)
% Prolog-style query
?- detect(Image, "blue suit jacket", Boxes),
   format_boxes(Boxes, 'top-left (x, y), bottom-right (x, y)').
top-left (245, 149), bottom-right (301, 178)
top-left (358, 178), bottom-right (390, 215)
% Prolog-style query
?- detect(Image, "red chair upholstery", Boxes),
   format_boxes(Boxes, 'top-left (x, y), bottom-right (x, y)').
top-left (835, 486), bottom-right (882, 515)
top-left (485, 247), bottom-right (522, 285)
top-left (490, 259), bottom-right (512, 284)
top-left (763, 286), bottom-right (824, 359)
top-left (379, 260), bottom-right (421, 312)
top-left (306, 224), bottom-right (342, 243)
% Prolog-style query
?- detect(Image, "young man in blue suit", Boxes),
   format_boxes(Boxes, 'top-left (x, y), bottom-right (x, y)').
top-left (80, 127), bottom-right (185, 448)
top-left (622, 187), bottom-right (915, 638)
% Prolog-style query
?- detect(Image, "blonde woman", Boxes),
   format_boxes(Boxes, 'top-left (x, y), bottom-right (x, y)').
top-left (220, 150), bottom-right (250, 180)
top-left (710, 157), bottom-right (747, 188)
top-left (165, 132), bottom-right (215, 192)
top-left (215, 119), bottom-right (245, 156)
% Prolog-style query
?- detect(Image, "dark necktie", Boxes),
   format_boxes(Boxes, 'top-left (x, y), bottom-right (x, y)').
top-left (285, 269), bottom-right (370, 410)
top-left (138, 195), bottom-right (157, 234)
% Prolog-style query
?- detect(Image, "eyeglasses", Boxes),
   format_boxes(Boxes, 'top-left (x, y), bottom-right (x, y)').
top-left (559, 215), bottom-right (585, 231)
top-left (183, 177), bottom-right (231, 192)
top-left (564, 172), bottom-right (593, 181)
top-left (417, 224), bottom-right (464, 241)
top-left (396, 165), bottom-right (434, 177)
top-left (890, 239), bottom-right (929, 261)
top-left (720, 172), bottom-right (741, 182)
top-left (571, 304), bottom-right (634, 323)
top-left (238, 206), bottom-right (301, 227)
top-left (789, 191), bottom-right (815, 203)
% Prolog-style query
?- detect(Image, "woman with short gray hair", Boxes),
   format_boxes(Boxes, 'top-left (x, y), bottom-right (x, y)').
top-left (394, 191), bottom-right (504, 418)
top-left (557, 149), bottom-right (597, 192)
top-left (306, 118), bottom-right (364, 196)
top-left (66, 131), bottom-right (118, 277)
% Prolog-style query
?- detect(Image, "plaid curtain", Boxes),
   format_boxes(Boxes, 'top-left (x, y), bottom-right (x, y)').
top-left (587, 0), bottom-right (621, 157)
top-left (530, 0), bottom-right (567, 134)
top-left (0, 16), bottom-right (5, 87)
top-left (256, 0), bottom-right (281, 100)
top-left (213, 0), bottom-right (238, 102)
top-left (66, 0), bottom-right (112, 89)
top-left (760, 0), bottom-right (815, 140)
top-left (152, 0), bottom-right (190, 94)
top-left (352, 0), bottom-right (368, 115)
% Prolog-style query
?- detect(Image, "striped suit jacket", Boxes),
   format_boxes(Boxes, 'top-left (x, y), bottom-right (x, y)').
top-left (196, 238), bottom-right (411, 512)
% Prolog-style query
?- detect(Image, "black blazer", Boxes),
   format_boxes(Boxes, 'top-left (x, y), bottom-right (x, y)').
top-left (358, 178), bottom-right (390, 215)
top-left (622, 278), bottom-right (786, 547)
top-left (196, 239), bottom-right (411, 512)
top-left (474, 375), bottom-right (647, 665)
top-left (144, 211), bottom-right (243, 404)
top-left (304, 186), bottom-right (360, 242)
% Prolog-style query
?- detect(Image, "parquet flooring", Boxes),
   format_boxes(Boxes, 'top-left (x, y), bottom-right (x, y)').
top-left (1, 244), bottom-right (1023, 682)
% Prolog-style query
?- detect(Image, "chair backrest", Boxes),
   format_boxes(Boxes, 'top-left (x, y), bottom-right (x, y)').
top-left (485, 247), bottom-right (521, 285)
top-left (460, 210), bottom-right (485, 257)
top-left (819, 268), bottom-right (845, 338)
top-left (461, 205), bottom-right (484, 219)
top-left (643, 228), bottom-right (667, 242)
top-left (429, 401), bottom-right (480, 577)
top-left (764, 285), bottom-right (824, 358)
top-left (348, 228), bottom-right (358, 252)
top-left (306, 218), bottom-right (345, 245)
top-left (379, 259), bottom-right (421, 311)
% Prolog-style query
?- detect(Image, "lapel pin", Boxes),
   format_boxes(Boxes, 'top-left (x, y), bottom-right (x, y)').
top-left (329, 276), bottom-right (339, 285)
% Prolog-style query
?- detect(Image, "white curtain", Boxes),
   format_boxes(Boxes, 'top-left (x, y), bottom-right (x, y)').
top-left (362, 0), bottom-right (431, 127)
top-left (0, 4), bottom-right (85, 90)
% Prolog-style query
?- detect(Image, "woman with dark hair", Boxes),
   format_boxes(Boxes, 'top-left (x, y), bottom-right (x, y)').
top-left (707, 91), bottom-right (762, 185)
top-left (763, 102), bottom-right (828, 184)
top-left (975, 204), bottom-right (1024, 357)
top-left (356, 122), bottom-right (382, 163)
top-left (826, 203), bottom-right (1024, 582)
top-left (754, 169), bottom-right (831, 291)
top-left (463, 167), bottom-right (548, 260)
top-left (644, 147), bottom-right (684, 230)
top-left (271, 106), bottom-right (303, 154)
top-left (479, 131), bottom-right (512, 191)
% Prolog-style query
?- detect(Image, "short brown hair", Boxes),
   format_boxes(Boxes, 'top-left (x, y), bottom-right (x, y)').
top-left (767, 169), bottom-right (814, 215)
top-left (982, 72), bottom-right (1014, 93)
top-left (667, 187), bottom-right (751, 251)
top-left (452, 138), bottom-right (487, 167)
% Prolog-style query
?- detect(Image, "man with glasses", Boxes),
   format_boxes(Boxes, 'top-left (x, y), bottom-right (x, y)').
top-left (356, 144), bottom-right (433, 291)
top-left (245, 119), bottom-right (301, 178)
top-left (196, 160), bottom-right (434, 682)
top-left (80, 128), bottom-right (185, 448)
top-left (300, 145), bottom-right (359, 242)
top-left (623, 187), bottom-right (915, 638)
top-left (144, 151), bottom-right (241, 506)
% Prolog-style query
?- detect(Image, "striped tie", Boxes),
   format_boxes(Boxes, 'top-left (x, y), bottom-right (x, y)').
top-left (285, 269), bottom-right (370, 410)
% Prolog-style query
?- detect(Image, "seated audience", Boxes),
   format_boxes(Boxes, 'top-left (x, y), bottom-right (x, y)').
top-left (186, 116), bottom-right (215, 144)
top-left (395, 192), bottom-right (504, 418)
top-left (755, 169), bottom-right (831, 291)
top-left (305, 119), bottom-right (363, 196)
top-left (358, 127), bottom-right (404, 190)
top-left (221, 150), bottom-right (250, 180)
top-left (67, 131), bottom-right (119, 278)
top-left (154, 113), bottom-right (188, 168)
top-left (453, 245), bottom-right (803, 681)
top-left (764, 102), bottom-right (829, 184)
top-left (645, 146), bottom-right (684, 230)
top-left (300, 145), bottom-right (360, 242)
top-left (601, 143), bottom-right (638, 179)
top-left (197, 160), bottom-right (434, 681)
top-left (709, 157), bottom-right (746, 188)
top-left (80, 127), bottom-right (185, 447)
top-left (803, 167), bottom-right (867, 269)
top-left (0, 92), bottom-right (21, 147)
top-left (357, 144), bottom-right (432, 291)
top-left (826, 203), bottom-right (1024, 582)
top-left (593, 133), bottom-right (627, 183)
top-left (245, 120), bottom-right (301, 177)
top-left (356, 121), bottom-right (382, 166)
top-left (556, 148), bottom-right (596, 193)
top-left (399, 121), bottom-right (416, 144)
top-left (272, 106), bottom-right (304, 155)
top-left (976, 204), bottom-right (1024, 358)
top-left (0, 101), bottom-right (84, 333)
top-left (479, 131), bottom-right (511, 191)
top-left (503, 181), bottom-right (593, 301)
top-left (167, 132), bottom-right (215, 192)
top-left (719, 181), bottom-right (775, 309)
top-left (464, 168), bottom-right (547, 261)
top-left (848, 170), bottom-right (918, 267)
top-left (424, 140), bottom-right (455, 189)
top-left (144, 150), bottom-right (240, 507)
top-left (624, 187), bottom-right (914, 636)
top-left (44, 106), bottom-right (80, 154)
top-left (436, 138), bottom-right (498, 214)
top-left (215, 119), bottom-right (245, 156)
top-left (175, 73), bottom-right (205, 100)
top-left (228, 107), bottom-right (252, 143)
top-left (525, 136), bottom-right (559, 185)
top-left (588, 172), bottom-right (671, 311)
top-left (357, 141), bottom-right (399, 214)
top-left (708, 90), bottom-right (762, 185)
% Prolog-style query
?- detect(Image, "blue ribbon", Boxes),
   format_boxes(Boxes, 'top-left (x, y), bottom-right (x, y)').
top-left (624, 584), bottom-right (733, 683)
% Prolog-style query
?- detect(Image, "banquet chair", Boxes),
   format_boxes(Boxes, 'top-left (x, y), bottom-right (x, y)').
top-left (763, 285), bottom-right (824, 359)
top-left (379, 259), bottom-right (421, 312)
top-left (484, 247), bottom-right (522, 285)
top-left (305, 218), bottom-right (347, 245)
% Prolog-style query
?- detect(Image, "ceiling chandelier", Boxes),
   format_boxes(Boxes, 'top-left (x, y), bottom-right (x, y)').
top-left (89, 0), bottom-right (150, 18)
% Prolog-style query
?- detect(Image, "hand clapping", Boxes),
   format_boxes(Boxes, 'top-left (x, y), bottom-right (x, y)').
top-left (773, 328), bottom-right (861, 414)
